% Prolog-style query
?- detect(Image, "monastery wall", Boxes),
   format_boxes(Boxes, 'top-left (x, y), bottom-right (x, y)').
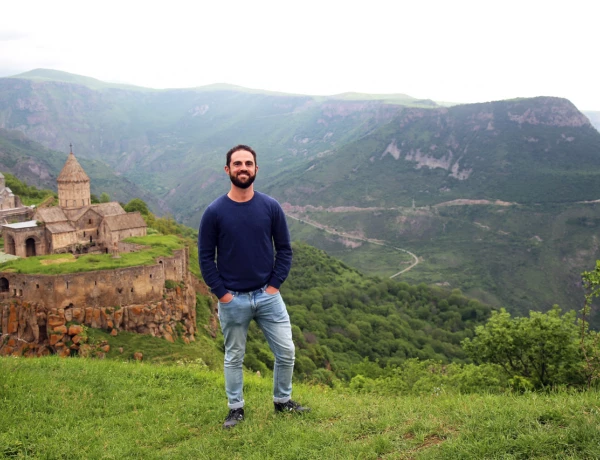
top-left (52, 231), bottom-right (77, 250)
top-left (0, 248), bottom-right (189, 309)
top-left (0, 247), bottom-right (197, 357)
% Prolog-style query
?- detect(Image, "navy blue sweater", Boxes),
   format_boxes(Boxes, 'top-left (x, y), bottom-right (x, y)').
top-left (198, 192), bottom-right (292, 299)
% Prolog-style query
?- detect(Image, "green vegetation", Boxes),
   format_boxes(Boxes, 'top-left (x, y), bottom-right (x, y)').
top-left (0, 235), bottom-right (183, 275)
top-left (239, 242), bottom-right (492, 382)
top-left (1, 357), bottom-right (600, 459)
top-left (124, 197), bottom-right (150, 215)
top-left (286, 202), bottom-right (600, 325)
top-left (463, 307), bottom-right (585, 389)
top-left (2, 171), bottom-right (55, 205)
top-left (84, 295), bottom-right (221, 368)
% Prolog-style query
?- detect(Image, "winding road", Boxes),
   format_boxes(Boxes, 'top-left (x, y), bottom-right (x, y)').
top-left (285, 213), bottom-right (419, 278)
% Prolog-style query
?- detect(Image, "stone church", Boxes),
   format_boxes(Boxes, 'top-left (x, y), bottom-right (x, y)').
top-left (0, 172), bottom-right (34, 224)
top-left (2, 149), bottom-right (147, 258)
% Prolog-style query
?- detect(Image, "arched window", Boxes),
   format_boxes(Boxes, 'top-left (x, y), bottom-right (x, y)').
top-left (0, 277), bottom-right (9, 293)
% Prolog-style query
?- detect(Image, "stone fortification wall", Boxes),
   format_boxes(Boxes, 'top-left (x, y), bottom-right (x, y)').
top-left (0, 272), bottom-right (197, 357)
top-left (0, 248), bottom-right (189, 309)
top-left (0, 247), bottom-right (197, 357)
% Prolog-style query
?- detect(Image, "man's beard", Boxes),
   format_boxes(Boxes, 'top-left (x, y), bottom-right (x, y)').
top-left (229, 171), bottom-right (256, 189)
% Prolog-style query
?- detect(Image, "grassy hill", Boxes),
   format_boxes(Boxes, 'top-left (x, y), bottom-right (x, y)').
top-left (1, 357), bottom-right (599, 459)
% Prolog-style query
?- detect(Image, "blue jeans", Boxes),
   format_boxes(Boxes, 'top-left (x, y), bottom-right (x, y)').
top-left (218, 286), bottom-right (295, 409)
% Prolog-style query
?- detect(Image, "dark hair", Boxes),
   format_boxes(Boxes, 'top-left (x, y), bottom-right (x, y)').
top-left (226, 145), bottom-right (257, 167)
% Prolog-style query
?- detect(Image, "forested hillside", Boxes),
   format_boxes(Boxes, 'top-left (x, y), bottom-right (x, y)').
top-left (244, 242), bottom-right (492, 381)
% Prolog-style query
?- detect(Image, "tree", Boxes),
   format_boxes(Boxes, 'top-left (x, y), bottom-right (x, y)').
top-left (124, 198), bottom-right (150, 216)
top-left (462, 307), bottom-right (583, 388)
top-left (99, 192), bottom-right (110, 203)
top-left (580, 261), bottom-right (600, 388)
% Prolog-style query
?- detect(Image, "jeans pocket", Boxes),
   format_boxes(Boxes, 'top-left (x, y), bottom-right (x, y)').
top-left (218, 293), bottom-right (236, 305)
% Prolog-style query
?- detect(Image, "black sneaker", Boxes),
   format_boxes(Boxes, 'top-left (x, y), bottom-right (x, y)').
top-left (223, 408), bottom-right (244, 429)
top-left (274, 400), bottom-right (311, 413)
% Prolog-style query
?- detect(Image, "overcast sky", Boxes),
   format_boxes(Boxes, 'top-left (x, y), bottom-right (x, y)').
top-left (1, 0), bottom-right (598, 110)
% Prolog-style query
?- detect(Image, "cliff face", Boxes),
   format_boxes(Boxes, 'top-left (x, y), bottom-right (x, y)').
top-left (0, 274), bottom-right (197, 357)
top-left (0, 248), bottom-right (198, 357)
top-left (265, 96), bottom-right (600, 207)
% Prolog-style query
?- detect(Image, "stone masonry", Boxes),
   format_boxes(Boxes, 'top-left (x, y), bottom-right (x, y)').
top-left (0, 248), bottom-right (198, 357)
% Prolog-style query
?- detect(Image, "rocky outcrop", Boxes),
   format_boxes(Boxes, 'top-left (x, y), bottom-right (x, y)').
top-left (0, 280), bottom-right (197, 357)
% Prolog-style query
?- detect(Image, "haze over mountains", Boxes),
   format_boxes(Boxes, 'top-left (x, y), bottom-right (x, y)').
top-left (1, 68), bottom-right (600, 320)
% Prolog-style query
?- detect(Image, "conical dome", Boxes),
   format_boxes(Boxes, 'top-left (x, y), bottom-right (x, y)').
top-left (57, 150), bottom-right (91, 209)
top-left (57, 152), bottom-right (90, 183)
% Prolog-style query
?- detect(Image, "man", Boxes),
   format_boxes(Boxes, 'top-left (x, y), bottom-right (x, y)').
top-left (198, 144), bottom-right (310, 429)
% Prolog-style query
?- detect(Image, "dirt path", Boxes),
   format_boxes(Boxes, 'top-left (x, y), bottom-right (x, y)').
top-left (285, 213), bottom-right (420, 278)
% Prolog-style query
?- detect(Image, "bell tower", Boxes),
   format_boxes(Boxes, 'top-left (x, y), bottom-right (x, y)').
top-left (57, 144), bottom-right (91, 209)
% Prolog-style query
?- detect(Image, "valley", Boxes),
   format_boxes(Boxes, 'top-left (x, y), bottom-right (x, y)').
top-left (2, 69), bottom-right (600, 323)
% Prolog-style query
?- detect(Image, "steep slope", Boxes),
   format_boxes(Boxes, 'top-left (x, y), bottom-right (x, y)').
top-left (266, 97), bottom-right (600, 207)
top-left (262, 98), bottom-right (600, 318)
top-left (584, 111), bottom-right (600, 132)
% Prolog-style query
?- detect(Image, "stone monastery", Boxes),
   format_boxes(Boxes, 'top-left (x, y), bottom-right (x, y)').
top-left (0, 149), bottom-right (198, 357)
top-left (2, 148), bottom-right (147, 258)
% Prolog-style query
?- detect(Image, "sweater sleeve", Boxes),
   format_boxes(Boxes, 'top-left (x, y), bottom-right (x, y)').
top-left (269, 202), bottom-right (293, 289)
top-left (198, 206), bottom-right (228, 299)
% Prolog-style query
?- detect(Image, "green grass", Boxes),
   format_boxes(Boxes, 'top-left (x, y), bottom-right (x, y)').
top-left (0, 234), bottom-right (184, 275)
top-left (83, 295), bottom-right (222, 369)
top-left (1, 357), bottom-right (599, 459)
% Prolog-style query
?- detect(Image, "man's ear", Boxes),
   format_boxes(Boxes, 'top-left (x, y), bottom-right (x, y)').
top-left (224, 165), bottom-right (230, 174)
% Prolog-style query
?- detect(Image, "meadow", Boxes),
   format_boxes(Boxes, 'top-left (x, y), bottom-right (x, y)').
top-left (1, 357), bottom-right (600, 459)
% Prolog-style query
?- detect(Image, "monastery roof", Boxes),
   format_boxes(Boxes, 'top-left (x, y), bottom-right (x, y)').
top-left (0, 186), bottom-right (14, 197)
top-left (57, 152), bottom-right (90, 183)
top-left (46, 222), bottom-right (76, 234)
top-left (91, 202), bottom-right (126, 217)
top-left (63, 206), bottom-right (91, 222)
top-left (103, 212), bottom-right (147, 231)
top-left (2, 220), bottom-right (38, 229)
top-left (35, 207), bottom-right (68, 223)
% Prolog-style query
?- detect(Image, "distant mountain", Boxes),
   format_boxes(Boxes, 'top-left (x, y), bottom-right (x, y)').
top-left (260, 97), bottom-right (600, 319)
top-left (10, 68), bottom-right (154, 92)
top-left (1, 69), bottom-right (440, 223)
top-left (584, 111), bottom-right (600, 132)
top-left (0, 128), bottom-right (163, 209)
top-left (266, 97), bottom-right (600, 207)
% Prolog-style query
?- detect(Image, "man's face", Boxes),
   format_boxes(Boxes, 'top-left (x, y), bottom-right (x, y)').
top-left (225, 150), bottom-right (257, 189)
